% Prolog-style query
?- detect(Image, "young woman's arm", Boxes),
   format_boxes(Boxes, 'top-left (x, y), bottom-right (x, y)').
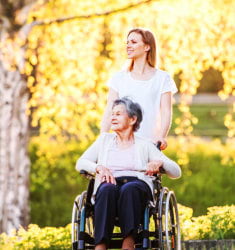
top-left (156, 92), bottom-right (173, 150)
top-left (100, 88), bottom-right (119, 132)
top-left (148, 143), bottom-right (181, 179)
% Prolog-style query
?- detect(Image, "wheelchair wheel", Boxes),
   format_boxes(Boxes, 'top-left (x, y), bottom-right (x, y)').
top-left (157, 188), bottom-right (181, 250)
top-left (71, 191), bottom-right (94, 250)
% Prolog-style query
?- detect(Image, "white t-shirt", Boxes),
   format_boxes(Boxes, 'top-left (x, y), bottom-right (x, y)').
top-left (106, 142), bottom-right (137, 177)
top-left (107, 69), bottom-right (177, 142)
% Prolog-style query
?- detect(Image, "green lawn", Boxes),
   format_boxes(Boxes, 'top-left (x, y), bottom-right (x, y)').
top-left (170, 104), bottom-right (230, 137)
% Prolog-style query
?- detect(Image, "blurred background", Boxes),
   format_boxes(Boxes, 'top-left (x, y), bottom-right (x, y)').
top-left (0, 0), bottom-right (234, 230)
top-left (27, 0), bottom-right (234, 227)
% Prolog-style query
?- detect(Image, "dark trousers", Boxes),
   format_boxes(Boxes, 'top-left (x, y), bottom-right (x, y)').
top-left (94, 177), bottom-right (152, 246)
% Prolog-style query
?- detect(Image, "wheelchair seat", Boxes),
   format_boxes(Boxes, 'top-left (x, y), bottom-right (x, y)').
top-left (72, 170), bottom-right (181, 250)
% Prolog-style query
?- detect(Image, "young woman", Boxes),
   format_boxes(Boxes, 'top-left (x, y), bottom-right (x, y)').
top-left (101, 28), bottom-right (177, 150)
top-left (77, 97), bottom-right (181, 250)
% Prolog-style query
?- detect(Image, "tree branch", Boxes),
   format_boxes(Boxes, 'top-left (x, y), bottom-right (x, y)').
top-left (15, 0), bottom-right (49, 25)
top-left (34, 0), bottom-right (157, 26)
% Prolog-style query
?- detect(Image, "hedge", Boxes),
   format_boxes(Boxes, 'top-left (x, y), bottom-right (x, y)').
top-left (0, 205), bottom-right (234, 249)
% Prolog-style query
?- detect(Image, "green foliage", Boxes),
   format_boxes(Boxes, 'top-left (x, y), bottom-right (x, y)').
top-left (29, 137), bottom-right (89, 227)
top-left (170, 104), bottom-right (229, 137)
top-left (0, 206), bottom-right (234, 248)
top-left (178, 205), bottom-right (235, 240)
top-left (209, 208), bottom-right (234, 239)
top-left (162, 137), bottom-right (235, 216)
top-left (0, 224), bottom-right (71, 250)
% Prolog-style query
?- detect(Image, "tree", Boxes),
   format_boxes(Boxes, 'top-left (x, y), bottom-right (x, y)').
top-left (0, 0), bottom-right (49, 233)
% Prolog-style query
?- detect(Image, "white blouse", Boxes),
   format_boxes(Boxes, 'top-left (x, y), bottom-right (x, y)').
top-left (106, 141), bottom-right (137, 177)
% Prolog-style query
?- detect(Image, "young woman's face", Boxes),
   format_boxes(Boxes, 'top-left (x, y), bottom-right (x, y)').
top-left (111, 104), bottom-right (135, 132)
top-left (126, 32), bottom-right (149, 59)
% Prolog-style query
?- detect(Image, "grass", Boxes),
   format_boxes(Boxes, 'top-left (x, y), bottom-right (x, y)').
top-left (170, 104), bottom-right (230, 137)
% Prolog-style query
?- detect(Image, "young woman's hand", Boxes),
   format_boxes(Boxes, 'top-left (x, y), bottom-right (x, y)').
top-left (145, 160), bottom-right (163, 176)
top-left (96, 165), bottom-right (116, 184)
top-left (155, 137), bottom-right (167, 150)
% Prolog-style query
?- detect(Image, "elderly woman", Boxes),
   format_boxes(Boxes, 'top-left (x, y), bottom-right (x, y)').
top-left (76, 97), bottom-right (181, 250)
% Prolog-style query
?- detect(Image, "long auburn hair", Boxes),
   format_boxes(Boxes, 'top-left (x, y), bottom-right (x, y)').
top-left (127, 28), bottom-right (157, 71)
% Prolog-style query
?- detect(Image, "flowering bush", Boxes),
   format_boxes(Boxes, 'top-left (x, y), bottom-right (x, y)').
top-left (0, 224), bottom-right (71, 250)
top-left (179, 204), bottom-right (235, 240)
top-left (0, 205), bottom-right (234, 249)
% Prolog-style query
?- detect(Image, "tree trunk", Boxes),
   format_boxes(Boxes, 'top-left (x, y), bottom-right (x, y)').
top-left (0, 54), bottom-right (30, 234)
top-left (0, 0), bottom-right (39, 233)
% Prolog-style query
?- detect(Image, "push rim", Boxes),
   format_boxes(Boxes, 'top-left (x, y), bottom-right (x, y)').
top-left (164, 191), bottom-right (181, 250)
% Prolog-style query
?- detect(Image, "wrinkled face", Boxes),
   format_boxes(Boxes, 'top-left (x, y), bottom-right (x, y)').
top-left (126, 32), bottom-right (149, 59)
top-left (111, 104), bottom-right (135, 132)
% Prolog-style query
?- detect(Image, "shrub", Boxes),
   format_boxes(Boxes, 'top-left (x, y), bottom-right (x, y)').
top-left (0, 224), bottom-right (71, 250)
top-left (179, 204), bottom-right (235, 240)
top-left (29, 136), bottom-right (89, 227)
top-left (162, 137), bottom-right (235, 216)
top-left (0, 205), bottom-right (234, 249)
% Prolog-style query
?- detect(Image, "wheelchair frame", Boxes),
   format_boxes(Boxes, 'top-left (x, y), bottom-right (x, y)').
top-left (72, 170), bottom-right (180, 250)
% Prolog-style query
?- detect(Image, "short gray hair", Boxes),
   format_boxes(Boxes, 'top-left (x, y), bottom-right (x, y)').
top-left (112, 97), bottom-right (143, 132)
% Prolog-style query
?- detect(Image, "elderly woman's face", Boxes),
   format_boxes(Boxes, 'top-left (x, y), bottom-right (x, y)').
top-left (111, 104), bottom-right (135, 132)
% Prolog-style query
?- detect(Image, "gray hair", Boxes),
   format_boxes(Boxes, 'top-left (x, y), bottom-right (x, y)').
top-left (112, 97), bottom-right (143, 132)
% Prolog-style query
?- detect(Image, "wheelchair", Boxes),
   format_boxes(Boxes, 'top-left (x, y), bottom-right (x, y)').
top-left (71, 169), bottom-right (181, 250)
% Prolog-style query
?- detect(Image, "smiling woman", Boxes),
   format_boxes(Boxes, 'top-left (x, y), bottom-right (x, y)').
top-left (76, 97), bottom-right (181, 250)
top-left (126, 29), bottom-right (156, 72)
top-left (101, 28), bottom-right (177, 150)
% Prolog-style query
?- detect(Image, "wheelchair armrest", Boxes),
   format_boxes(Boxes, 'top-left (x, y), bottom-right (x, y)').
top-left (153, 167), bottom-right (165, 178)
top-left (80, 169), bottom-right (95, 179)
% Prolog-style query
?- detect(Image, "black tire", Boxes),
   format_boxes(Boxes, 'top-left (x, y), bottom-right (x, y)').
top-left (157, 187), bottom-right (168, 249)
top-left (71, 191), bottom-right (94, 249)
top-left (157, 188), bottom-right (181, 250)
top-left (71, 191), bottom-right (86, 250)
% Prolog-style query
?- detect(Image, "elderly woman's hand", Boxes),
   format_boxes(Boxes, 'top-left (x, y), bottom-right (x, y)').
top-left (96, 165), bottom-right (116, 185)
top-left (145, 160), bottom-right (164, 176)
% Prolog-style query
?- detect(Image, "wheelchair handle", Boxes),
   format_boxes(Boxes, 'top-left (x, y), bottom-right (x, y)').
top-left (80, 169), bottom-right (95, 178)
top-left (156, 141), bottom-right (161, 150)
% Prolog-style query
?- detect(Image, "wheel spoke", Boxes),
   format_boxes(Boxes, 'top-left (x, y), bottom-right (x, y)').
top-left (154, 188), bottom-right (181, 250)
top-left (71, 191), bottom-right (95, 249)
